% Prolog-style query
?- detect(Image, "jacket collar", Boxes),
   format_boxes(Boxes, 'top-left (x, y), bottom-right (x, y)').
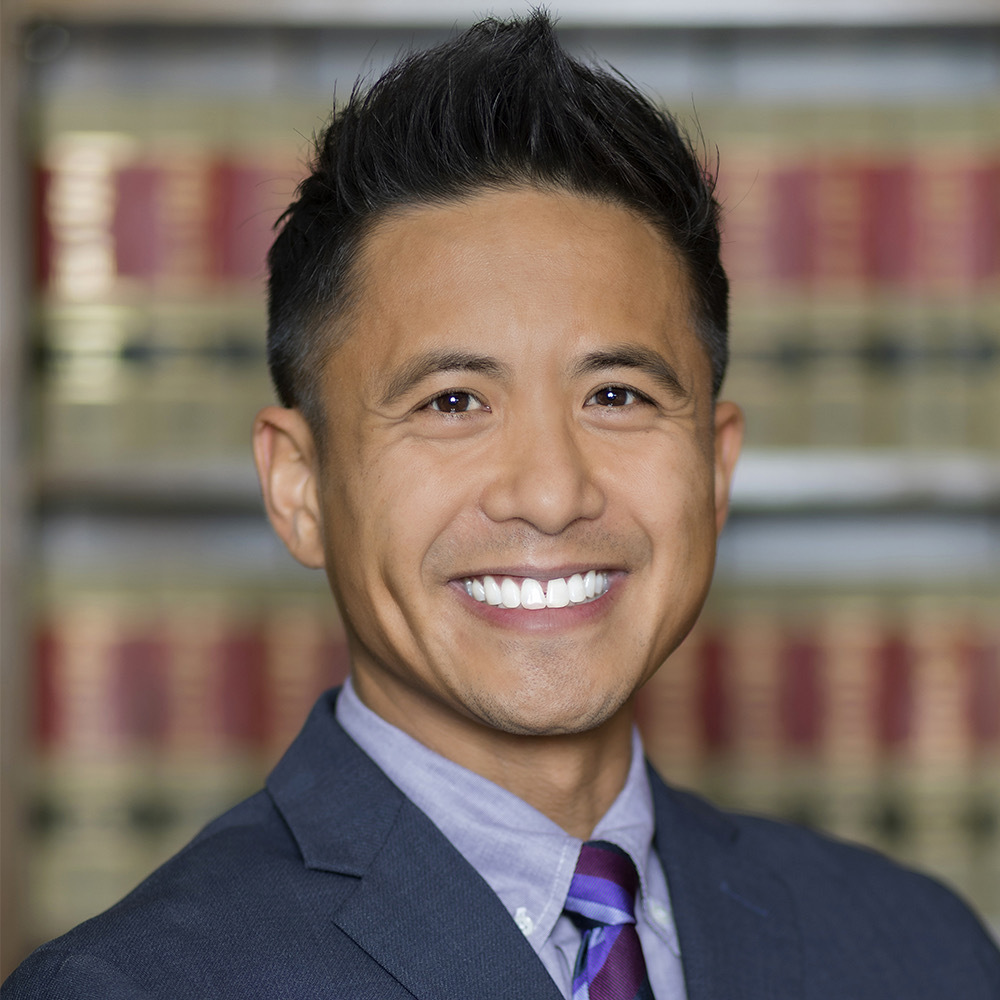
top-left (266, 688), bottom-right (404, 876)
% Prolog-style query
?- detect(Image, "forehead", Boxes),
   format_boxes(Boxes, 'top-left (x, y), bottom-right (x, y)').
top-left (338, 186), bottom-right (707, 383)
top-left (359, 187), bottom-right (681, 307)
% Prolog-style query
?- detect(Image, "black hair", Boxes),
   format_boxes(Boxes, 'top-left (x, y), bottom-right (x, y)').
top-left (267, 10), bottom-right (728, 431)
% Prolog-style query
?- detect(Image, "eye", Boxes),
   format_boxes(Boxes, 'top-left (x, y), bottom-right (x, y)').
top-left (427, 391), bottom-right (485, 414)
top-left (586, 385), bottom-right (648, 408)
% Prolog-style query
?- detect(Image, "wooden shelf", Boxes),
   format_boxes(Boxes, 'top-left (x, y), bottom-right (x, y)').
top-left (719, 509), bottom-right (1000, 585)
top-left (36, 451), bottom-right (1000, 515)
top-left (38, 460), bottom-right (264, 514)
top-left (731, 451), bottom-right (1000, 512)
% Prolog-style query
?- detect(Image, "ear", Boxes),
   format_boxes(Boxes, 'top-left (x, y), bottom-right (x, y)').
top-left (712, 400), bottom-right (744, 536)
top-left (253, 406), bottom-right (326, 569)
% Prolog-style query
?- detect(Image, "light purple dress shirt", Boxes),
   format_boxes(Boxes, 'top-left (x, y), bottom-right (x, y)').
top-left (336, 678), bottom-right (688, 999)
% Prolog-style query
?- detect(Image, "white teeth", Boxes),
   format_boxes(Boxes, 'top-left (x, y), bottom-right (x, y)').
top-left (463, 571), bottom-right (610, 611)
top-left (545, 577), bottom-right (570, 608)
top-left (520, 578), bottom-right (547, 610)
top-left (483, 575), bottom-right (502, 606)
top-left (500, 577), bottom-right (521, 609)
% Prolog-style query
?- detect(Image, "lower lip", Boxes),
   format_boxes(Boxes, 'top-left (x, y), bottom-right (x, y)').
top-left (448, 574), bottom-right (623, 631)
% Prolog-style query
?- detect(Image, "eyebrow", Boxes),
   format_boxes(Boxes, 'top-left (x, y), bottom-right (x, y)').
top-left (570, 344), bottom-right (689, 399)
top-left (377, 349), bottom-right (512, 408)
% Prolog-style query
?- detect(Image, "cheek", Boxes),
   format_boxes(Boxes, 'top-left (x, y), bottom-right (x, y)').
top-left (615, 434), bottom-right (715, 532)
top-left (333, 440), bottom-right (480, 589)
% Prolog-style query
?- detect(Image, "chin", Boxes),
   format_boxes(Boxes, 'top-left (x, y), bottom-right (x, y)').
top-left (467, 681), bottom-right (633, 737)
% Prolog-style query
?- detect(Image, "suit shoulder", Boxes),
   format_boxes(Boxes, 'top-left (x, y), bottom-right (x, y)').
top-left (2, 789), bottom-right (334, 998)
top-left (663, 782), bottom-right (1000, 985)
top-left (2, 948), bottom-right (154, 999)
top-left (664, 780), bottom-right (958, 895)
top-left (727, 803), bottom-right (976, 909)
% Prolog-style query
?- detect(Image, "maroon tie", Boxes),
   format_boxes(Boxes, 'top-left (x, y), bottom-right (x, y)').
top-left (563, 840), bottom-right (655, 1000)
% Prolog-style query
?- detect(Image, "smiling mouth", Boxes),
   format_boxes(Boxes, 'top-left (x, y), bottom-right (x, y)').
top-left (460, 571), bottom-right (610, 610)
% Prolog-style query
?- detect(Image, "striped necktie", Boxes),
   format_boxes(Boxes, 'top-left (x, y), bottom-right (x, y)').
top-left (563, 840), bottom-right (655, 1000)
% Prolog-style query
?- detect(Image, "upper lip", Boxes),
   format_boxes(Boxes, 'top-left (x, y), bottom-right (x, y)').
top-left (451, 564), bottom-right (624, 581)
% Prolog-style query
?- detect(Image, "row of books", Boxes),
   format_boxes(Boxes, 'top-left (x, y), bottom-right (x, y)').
top-left (38, 301), bottom-right (271, 471)
top-left (35, 140), bottom-right (298, 300)
top-left (724, 293), bottom-right (999, 450)
top-left (33, 103), bottom-right (1000, 303)
top-left (693, 101), bottom-right (999, 297)
top-left (35, 585), bottom-right (997, 776)
top-left (29, 98), bottom-right (1000, 468)
top-left (35, 294), bottom-right (999, 471)
top-left (24, 584), bottom-right (999, 943)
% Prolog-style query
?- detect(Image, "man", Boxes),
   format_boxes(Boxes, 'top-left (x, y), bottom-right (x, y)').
top-left (5, 12), bottom-right (999, 999)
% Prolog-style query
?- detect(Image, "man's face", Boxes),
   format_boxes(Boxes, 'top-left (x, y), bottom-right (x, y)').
top-left (283, 187), bottom-right (741, 743)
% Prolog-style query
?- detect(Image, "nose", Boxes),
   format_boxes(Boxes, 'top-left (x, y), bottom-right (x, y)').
top-left (479, 411), bottom-right (605, 535)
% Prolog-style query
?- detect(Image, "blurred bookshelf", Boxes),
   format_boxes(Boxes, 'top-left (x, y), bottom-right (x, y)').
top-left (16, 0), bottom-right (1000, 26)
top-left (2, 1), bottom-right (998, 975)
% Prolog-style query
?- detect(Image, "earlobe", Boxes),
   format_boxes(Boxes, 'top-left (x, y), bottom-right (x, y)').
top-left (252, 406), bottom-right (326, 569)
top-left (712, 400), bottom-right (744, 536)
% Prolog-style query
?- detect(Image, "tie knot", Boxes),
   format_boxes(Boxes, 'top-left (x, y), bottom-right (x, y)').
top-left (564, 840), bottom-right (640, 929)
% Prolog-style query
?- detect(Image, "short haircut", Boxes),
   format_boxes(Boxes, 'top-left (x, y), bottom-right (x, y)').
top-left (267, 10), bottom-right (728, 433)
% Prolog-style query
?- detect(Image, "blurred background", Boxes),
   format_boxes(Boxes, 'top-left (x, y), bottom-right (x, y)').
top-left (2, 0), bottom-right (998, 976)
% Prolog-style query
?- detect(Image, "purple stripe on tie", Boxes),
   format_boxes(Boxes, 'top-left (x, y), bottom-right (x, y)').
top-left (567, 872), bottom-right (634, 919)
top-left (589, 923), bottom-right (645, 1000)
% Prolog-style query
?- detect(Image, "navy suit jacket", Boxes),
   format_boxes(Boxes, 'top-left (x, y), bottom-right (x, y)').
top-left (5, 688), bottom-right (1000, 998)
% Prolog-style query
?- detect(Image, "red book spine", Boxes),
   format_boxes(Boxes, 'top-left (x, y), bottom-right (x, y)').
top-left (697, 631), bottom-right (732, 759)
top-left (207, 155), bottom-right (298, 285)
top-left (968, 160), bottom-right (1000, 286)
top-left (778, 631), bottom-right (825, 757)
top-left (33, 623), bottom-right (61, 753)
top-left (213, 623), bottom-right (269, 753)
top-left (965, 632), bottom-right (1000, 758)
top-left (863, 159), bottom-right (914, 291)
top-left (111, 165), bottom-right (165, 282)
top-left (113, 627), bottom-right (171, 752)
top-left (770, 162), bottom-right (816, 287)
top-left (873, 631), bottom-right (915, 760)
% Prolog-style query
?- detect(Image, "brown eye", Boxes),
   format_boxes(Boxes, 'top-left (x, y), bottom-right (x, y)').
top-left (588, 386), bottom-right (637, 407)
top-left (428, 391), bottom-right (484, 413)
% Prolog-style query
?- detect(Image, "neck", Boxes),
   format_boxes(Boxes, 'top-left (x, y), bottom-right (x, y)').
top-left (461, 716), bottom-right (635, 840)
top-left (351, 675), bottom-right (635, 840)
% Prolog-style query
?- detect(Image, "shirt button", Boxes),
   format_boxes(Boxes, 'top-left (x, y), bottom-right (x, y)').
top-left (649, 901), bottom-right (670, 928)
top-left (514, 907), bottom-right (534, 936)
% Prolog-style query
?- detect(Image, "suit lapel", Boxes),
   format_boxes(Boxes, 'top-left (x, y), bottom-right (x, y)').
top-left (650, 771), bottom-right (804, 1000)
top-left (267, 691), bottom-right (562, 1000)
top-left (331, 798), bottom-right (563, 1000)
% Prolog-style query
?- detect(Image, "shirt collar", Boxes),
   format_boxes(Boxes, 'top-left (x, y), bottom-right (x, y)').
top-left (335, 678), bottom-right (669, 953)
